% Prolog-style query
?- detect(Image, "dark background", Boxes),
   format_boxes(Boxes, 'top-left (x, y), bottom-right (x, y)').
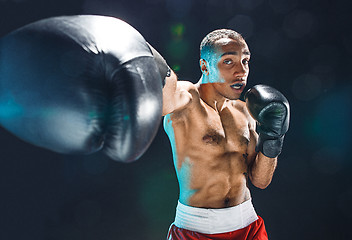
top-left (0, 0), bottom-right (351, 239)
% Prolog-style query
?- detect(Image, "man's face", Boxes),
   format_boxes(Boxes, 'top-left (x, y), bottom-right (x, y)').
top-left (202, 38), bottom-right (251, 100)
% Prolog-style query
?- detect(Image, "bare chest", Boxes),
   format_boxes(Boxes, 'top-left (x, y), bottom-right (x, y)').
top-left (189, 104), bottom-right (251, 153)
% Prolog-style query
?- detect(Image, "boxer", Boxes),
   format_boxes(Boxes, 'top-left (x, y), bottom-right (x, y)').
top-left (157, 29), bottom-right (290, 239)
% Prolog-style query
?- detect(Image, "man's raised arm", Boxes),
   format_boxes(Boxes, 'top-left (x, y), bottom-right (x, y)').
top-left (245, 85), bottom-right (290, 189)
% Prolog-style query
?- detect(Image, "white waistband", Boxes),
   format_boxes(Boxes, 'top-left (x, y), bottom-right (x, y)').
top-left (174, 199), bottom-right (258, 234)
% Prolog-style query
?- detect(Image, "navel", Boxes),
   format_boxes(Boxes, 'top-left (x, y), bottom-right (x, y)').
top-left (224, 197), bottom-right (230, 207)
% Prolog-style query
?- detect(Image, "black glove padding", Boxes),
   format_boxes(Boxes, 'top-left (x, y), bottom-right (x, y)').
top-left (245, 85), bottom-right (290, 158)
top-left (147, 42), bottom-right (171, 86)
top-left (0, 15), bottom-right (163, 163)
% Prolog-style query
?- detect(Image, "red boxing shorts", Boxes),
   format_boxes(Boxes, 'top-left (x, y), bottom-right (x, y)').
top-left (166, 199), bottom-right (268, 240)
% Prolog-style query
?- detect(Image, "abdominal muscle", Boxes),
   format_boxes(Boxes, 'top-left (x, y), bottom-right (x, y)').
top-left (177, 149), bottom-right (251, 209)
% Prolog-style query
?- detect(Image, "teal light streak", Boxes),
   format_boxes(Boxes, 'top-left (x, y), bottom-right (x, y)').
top-left (0, 96), bottom-right (24, 120)
top-left (163, 114), bottom-right (178, 165)
top-left (177, 157), bottom-right (197, 204)
top-left (163, 114), bottom-right (196, 204)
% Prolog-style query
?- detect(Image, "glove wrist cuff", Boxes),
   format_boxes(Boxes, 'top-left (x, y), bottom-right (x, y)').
top-left (256, 135), bottom-right (285, 158)
top-left (146, 42), bottom-right (170, 87)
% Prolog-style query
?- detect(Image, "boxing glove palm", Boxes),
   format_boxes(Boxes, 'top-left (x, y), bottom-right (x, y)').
top-left (245, 85), bottom-right (290, 158)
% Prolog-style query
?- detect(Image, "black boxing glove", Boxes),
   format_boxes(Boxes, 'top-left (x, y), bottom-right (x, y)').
top-left (0, 15), bottom-right (163, 162)
top-left (245, 85), bottom-right (290, 158)
top-left (146, 42), bottom-right (171, 86)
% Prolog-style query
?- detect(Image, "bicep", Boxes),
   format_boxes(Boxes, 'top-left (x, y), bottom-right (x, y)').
top-left (162, 71), bottom-right (193, 116)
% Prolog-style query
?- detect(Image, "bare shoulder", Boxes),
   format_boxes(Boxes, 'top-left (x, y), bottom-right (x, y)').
top-left (177, 80), bottom-right (199, 94)
top-left (162, 78), bottom-right (200, 116)
top-left (173, 80), bottom-right (200, 112)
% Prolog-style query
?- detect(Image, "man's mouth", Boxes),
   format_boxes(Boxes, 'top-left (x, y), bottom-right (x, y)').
top-left (230, 83), bottom-right (244, 90)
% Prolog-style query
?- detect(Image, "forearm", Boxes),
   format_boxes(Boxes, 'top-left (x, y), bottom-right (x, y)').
top-left (162, 70), bottom-right (178, 115)
top-left (249, 152), bottom-right (277, 189)
top-left (147, 42), bottom-right (192, 116)
top-left (162, 71), bottom-right (194, 116)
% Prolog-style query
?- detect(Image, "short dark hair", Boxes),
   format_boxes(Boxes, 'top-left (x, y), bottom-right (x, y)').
top-left (200, 29), bottom-right (244, 59)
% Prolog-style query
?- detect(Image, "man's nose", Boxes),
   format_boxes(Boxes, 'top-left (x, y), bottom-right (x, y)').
top-left (234, 63), bottom-right (248, 76)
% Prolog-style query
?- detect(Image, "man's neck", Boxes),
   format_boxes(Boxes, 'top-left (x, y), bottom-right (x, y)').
top-left (198, 78), bottom-right (227, 113)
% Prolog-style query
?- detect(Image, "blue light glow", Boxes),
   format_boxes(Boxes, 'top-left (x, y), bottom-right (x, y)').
top-left (163, 114), bottom-right (196, 204)
top-left (0, 93), bottom-right (23, 119)
top-left (200, 47), bottom-right (222, 84)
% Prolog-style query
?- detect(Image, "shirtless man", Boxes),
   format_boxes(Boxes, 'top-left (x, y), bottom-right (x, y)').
top-left (151, 29), bottom-right (290, 240)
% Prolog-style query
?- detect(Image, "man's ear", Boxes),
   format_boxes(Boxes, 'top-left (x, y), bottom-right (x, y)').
top-left (199, 59), bottom-right (209, 75)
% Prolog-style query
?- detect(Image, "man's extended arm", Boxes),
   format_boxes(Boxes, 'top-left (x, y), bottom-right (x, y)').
top-left (147, 43), bottom-right (192, 116)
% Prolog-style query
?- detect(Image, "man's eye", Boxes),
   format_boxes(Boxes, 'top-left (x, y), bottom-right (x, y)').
top-left (223, 60), bottom-right (232, 65)
top-left (242, 59), bottom-right (250, 65)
